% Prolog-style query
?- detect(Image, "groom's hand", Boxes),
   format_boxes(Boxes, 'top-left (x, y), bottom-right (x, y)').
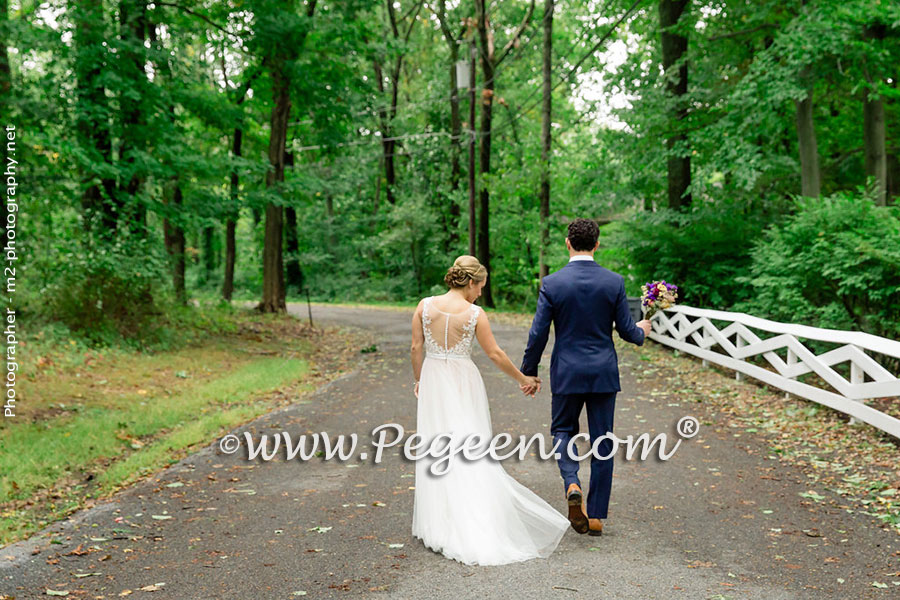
top-left (520, 376), bottom-right (541, 397)
top-left (637, 319), bottom-right (652, 337)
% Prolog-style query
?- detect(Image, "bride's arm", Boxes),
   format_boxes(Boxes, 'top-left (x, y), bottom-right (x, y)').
top-left (411, 300), bottom-right (426, 396)
top-left (474, 310), bottom-right (537, 393)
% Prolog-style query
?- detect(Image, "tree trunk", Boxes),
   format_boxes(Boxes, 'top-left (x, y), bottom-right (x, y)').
top-left (374, 159), bottom-right (382, 214)
top-left (374, 58), bottom-right (400, 205)
top-left (163, 183), bottom-right (186, 304)
top-left (258, 69), bottom-right (290, 313)
top-left (118, 0), bottom-right (148, 233)
top-left (795, 87), bottom-right (821, 197)
top-left (446, 41), bottom-right (462, 249)
top-left (223, 217), bottom-right (236, 301)
top-left (659, 0), bottom-right (691, 210)
top-left (372, 2), bottom-right (423, 207)
top-left (435, 2), bottom-right (463, 249)
top-left (285, 205), bottom-right (302, 293)
top-left (863, 95), bottom-right (887, 205)
top-left (325, 194), bottom-right (337, 250)
top-left (887, 153), bottom-right (899, 206)
top-left (257, 0), bottom-right (316, 311)
top-left (283, 148), bottom-right (302, 294)
top-left (74, 0), bottom-right (118, 237)
top-left (220, 66), bottom-right (256, 303)
top-left (475, 0), bottom-right (494, 307)
top-left (223, 127), bottom-right (242, 301)
top-left (148, 16), bottom-right (187, 299)
top-left (200, 227), bottom-right (214, 283)
top-left (863, 24), bottom-right (888, 206)
top-left (538, 0), bottom-right (553, 283)
top-left (467, 40), bottom-right (477, 257)
top-left (888, 75), bottom-right (898, 206)
top-left (382, 136), bottom-right (397, 205)
top-left (260, 200), bottom-right (286, 313)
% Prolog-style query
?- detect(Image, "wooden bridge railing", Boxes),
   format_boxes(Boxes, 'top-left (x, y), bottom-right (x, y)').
top-left (646, 305), bottom-right (900, 440)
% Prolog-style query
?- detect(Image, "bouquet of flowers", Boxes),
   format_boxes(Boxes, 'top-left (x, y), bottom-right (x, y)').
top-left (641, 280), bottom-right (678, 319)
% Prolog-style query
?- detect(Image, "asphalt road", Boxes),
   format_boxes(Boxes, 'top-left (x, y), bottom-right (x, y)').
top-left (2, 304), bottom-right (898, 599)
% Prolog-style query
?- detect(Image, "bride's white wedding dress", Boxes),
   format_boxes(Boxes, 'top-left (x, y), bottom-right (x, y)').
top-left (411, 296), bottom-right (569, 566)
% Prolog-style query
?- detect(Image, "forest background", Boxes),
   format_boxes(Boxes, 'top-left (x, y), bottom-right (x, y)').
top-left (4, 0), bottom-right (900, 347)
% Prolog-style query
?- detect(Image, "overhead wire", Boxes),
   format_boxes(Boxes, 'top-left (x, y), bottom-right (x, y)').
top-left (488, 0), bottom-right (645, 142)
top-left (291, 5), bottom-right (549, 154)
top-left (293, 0), bottom-right (645, 161)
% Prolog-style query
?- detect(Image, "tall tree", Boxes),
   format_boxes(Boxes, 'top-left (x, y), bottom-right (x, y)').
top-left (74, 0), bottom-right (118, 237)
top-left (118, 0), bottom-right (149, 233)
top-left (659, 0), bottom-right (691, 210)
top-left (862, 23), bottom-right (887, 206)
top-left (259, 68), bottom-right (290, 313)
top-left (148, 12), bottom-right (186, 302)
top-left (538, 0), bottom-right (553, 282)
top-left (258, 0), bottom-right (317, 313)
top-left (372, 0), bottom-right (423, 206)
top-left (795, 70), bottom-right (821, 197)
top-left (433, 0), bottom-right (464, 249)
top-left (794, 1), bottom-right (820, 198)
top-left (222, 73), bottom-right (255, 302)
top-left (284, 147), bottom-right (304, 294)
top-left (467, 33), bottom-right (477, 257)
top-left (163, 184), bottom-right (186, 303)
top-left (434, 1), bottom-right (463, 192)
top-left (473, 0), bottom-right (535, 307)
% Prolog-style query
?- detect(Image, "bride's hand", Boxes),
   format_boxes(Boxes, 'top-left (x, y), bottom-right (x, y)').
top-left (519, 375), bottom-right (541, 397)
top-left (414, 381), bottom-right (419, 398)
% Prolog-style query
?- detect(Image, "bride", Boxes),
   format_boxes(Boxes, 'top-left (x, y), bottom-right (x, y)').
top-left (409, 255), bottom-right (570, 566)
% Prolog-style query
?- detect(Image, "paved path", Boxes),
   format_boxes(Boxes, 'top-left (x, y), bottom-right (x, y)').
top-left (3, 305), bottom-right (898, 599)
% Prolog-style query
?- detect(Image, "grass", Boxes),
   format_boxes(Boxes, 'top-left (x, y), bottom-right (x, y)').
top-left (0, 305), bottom-right (368, 546)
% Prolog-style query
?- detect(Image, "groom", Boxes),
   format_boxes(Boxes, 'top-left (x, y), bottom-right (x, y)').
top-left (520, 218), bottom-right (651, 536)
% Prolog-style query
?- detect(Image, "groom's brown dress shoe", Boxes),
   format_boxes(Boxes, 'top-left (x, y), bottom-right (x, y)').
top-left (588, 518), bottom-right (603, 537)
top-left (566, 484), bottom-right (589, 534)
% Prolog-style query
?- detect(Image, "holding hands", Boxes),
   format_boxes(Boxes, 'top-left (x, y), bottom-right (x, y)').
top-left (519, 375), bottom-right (541, 397)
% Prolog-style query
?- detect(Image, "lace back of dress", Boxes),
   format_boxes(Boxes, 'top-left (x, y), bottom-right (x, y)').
top-left (422, 297), bottom-right (479, 358)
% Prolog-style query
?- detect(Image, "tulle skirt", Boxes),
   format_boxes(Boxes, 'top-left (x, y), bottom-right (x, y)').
top-left (411, 355), bottom-right (570, 566)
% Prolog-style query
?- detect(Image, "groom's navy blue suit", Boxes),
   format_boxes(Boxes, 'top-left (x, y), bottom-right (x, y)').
top-left (521, 257), bottom-right (645, 520)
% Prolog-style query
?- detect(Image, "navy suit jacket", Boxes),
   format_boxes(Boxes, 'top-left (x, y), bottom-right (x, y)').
top-left (520, 260), bottom-right (645, 395)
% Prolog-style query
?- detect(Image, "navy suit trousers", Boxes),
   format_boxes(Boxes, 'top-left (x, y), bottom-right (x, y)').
top-left (551, 391), bottom-right (617, 519)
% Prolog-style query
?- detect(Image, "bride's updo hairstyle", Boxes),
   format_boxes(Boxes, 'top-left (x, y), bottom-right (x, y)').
top-left (444, 255), bottom-right (488, 289)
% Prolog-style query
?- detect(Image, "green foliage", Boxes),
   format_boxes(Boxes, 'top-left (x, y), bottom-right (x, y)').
top-left (8, 0), bottom-right (900, 338)
top-left (734, 190), bottom-right (900, 340)
top-left (28, 233), bottom-right (172, 348)
top-left (613, 201), bottom-right (769, 309)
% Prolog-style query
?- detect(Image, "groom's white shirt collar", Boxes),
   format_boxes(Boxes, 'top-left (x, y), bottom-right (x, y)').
top-left (568, 255), bottom-right (595, 262)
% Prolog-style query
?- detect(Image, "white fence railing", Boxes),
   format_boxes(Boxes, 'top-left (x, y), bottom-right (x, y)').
top-left (648, 305), bottom-right (900, 440)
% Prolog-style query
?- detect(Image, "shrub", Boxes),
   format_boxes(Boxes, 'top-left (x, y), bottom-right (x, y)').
top-left (734, 189), bottom-right (900, 341)
top-left (28, 232), bottom-right (173, 347)
top-left (614, 201), bottom-right (768, 308)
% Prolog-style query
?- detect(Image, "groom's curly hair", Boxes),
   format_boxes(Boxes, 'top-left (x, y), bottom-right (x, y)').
top-left (567, 218), bottom-right (600, 251)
